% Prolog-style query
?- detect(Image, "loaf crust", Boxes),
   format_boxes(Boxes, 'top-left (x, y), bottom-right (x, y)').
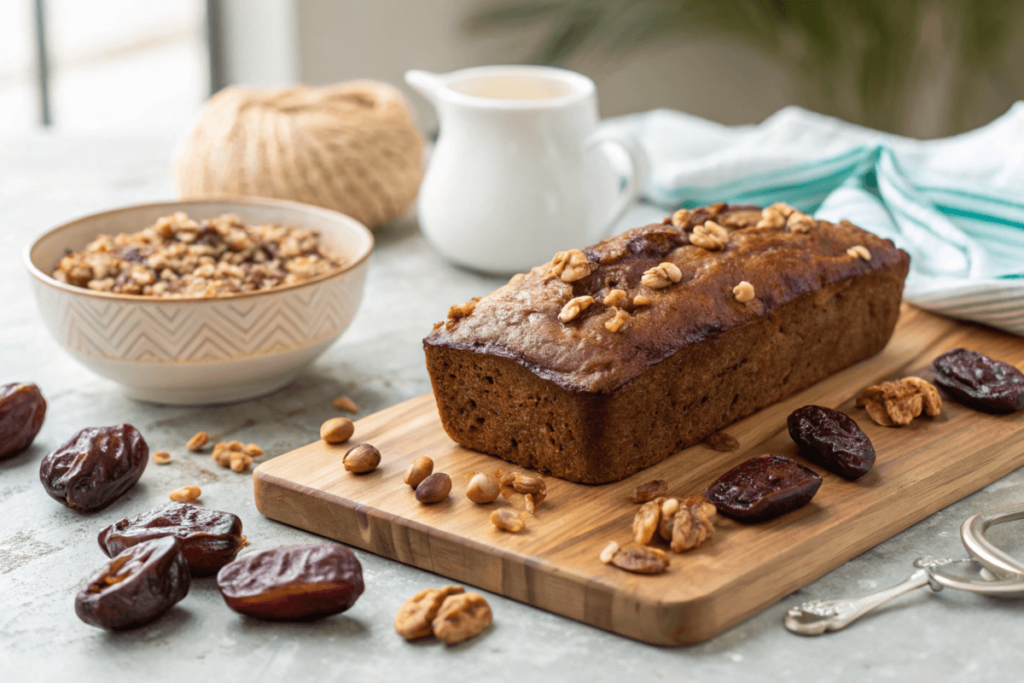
top-left (424, 204), bottom-right (910, 483)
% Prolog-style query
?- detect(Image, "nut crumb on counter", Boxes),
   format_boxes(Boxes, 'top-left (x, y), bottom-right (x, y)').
top-left (152, 450), bottom-right (172, 465)
top-left (169, 485), bottom-right (201, 503)
top-left (332, 396), bottom-right (359, 413)
top-left (186, 431), bottom-right (209, 451)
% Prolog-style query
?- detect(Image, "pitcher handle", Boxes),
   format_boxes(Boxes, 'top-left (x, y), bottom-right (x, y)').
top-left (585, 129), bottom-right (651, 238)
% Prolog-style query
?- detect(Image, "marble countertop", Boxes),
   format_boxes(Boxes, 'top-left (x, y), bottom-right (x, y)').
top-left (2, 134), bottom-right (1022, 683)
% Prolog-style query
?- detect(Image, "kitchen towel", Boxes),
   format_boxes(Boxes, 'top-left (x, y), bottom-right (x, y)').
top-left (602, 104), bottom-right (1024, 335)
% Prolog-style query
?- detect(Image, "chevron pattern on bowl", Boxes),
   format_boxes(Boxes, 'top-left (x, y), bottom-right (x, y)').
top-left (25, 198), bottom-right (373, 405)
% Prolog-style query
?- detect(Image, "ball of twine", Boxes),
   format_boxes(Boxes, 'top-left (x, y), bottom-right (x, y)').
top-left (175, 80), bottom-right (424, 228)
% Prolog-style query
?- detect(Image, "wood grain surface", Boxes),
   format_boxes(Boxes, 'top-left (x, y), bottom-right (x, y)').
top-left (254, 305), bottom-right (1024, 645)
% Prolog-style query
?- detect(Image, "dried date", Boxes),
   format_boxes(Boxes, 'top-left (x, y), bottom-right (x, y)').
top-left (75, 537), bottom-right (190, 630)
top-left (787, 406), bottom-right (875, 480)
top-left (0, 382), bottom-right (46, 460)
top-left (705, 454), bottom-right (822, 522)
top-left (933, 348), bottom-right (1024, 413)
top-left (40, 424), bottom-right (148, 511)
top-left (99, 502), bottom-right (248, 577)
top-left (216, 544), bottom-right (364, 621)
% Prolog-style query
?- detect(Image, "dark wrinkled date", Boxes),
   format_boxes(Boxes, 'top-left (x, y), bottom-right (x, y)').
top-left (75, 537), bottom-right (190, 630)
top-left (788, 406), bottom-right (875, 480)
top-left (40, 424), bottom-right (148, 511)
top-left (705, 454), bottom-right (822, 522)
top-left (99, 502), bottom-right (248, 577)
top-left (0, 382), bottom-right (46, 460)
top-left (217, 544), bottom-right (364, 621)
top-left (932, 348), bottom-right (1024, 414)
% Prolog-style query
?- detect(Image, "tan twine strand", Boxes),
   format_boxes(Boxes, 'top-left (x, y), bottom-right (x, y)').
top-left (175, 81), bottom-right (424, 229)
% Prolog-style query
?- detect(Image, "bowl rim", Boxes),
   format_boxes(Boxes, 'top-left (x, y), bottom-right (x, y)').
top-left (23, 195), bottom-right (375, 303)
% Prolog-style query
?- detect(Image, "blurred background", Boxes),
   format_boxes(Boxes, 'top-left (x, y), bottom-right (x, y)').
top-left (3, 0), bottom-right (1024, 137)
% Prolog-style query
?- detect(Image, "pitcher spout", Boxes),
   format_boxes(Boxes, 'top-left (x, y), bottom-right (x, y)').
top-left (404, 70), bottom-right (447, 107)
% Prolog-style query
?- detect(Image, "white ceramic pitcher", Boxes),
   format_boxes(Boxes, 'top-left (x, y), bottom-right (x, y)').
top-left (405, 65), bottom-right (648, 274)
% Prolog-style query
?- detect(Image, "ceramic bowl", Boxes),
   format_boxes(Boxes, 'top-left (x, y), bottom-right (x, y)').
top-left (24, 198), bottom-right (373, 405)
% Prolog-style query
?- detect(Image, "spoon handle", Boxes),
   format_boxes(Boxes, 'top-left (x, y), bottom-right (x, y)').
top-left (784, 568), bottom-right (935, 636)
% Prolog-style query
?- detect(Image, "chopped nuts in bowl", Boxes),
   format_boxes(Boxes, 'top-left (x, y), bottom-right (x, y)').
top-left (25, 198), bottom-right (373, 405)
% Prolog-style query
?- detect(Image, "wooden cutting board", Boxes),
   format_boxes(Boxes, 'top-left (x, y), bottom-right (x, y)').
top-left (253, 306), bottom-right (1024, 645)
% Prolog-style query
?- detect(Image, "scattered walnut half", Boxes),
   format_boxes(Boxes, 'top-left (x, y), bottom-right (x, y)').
top-left (394, 585), bottom-right (465, 640)
top-left (605, 308), bottom-right (630, 333)
top-left (857, 376), bottom-right (942, 426)
top-left (490, 508), bottom-right (525, 533)
top-left (631, 479), bottom-right (668, 504)
top-left (152, 450), bottom-right (171, 465)
top-left (633, 500), bottom-right (661, 545)
top-left (690, 221), bottom-right (729, 250)
top-left (669, 497), bottom-right (717, 552)
top-left (733, 280), bottom-right (755, 303)
top-left (431, 592), bottom-right (493, 645)
top-left (611, 543), bottom-right (670, 575)
top-left (558, 295), bottom-right (595, 323)
top-left (641, 262), bottom-right (683, 289)
top-left (495, 469), bottom-right (547, 511)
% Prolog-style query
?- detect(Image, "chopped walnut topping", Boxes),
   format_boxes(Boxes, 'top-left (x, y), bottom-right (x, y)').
top-left (599, 541), bottom-right (619, 564)
top-left (756, 207), bottom-right (787, 230)
top-left (52, 212), bottom-right (345, 297)
top-left (547, 249), bottom-right (596, 283)
top-left (733, 280), bottom-right (755, 303)
top-left (847, 245), bottom-right (871, 261)
top-left (641, 262), bottom-right (683, 289)
top-left (558, 295), bottom-right (595, 323)
top-left (670, 208), bottom-right (692, 228)
top-left (769, 202), bottom-right (796, 217)
top-left (603, 289), bottom-right (627, 307)
top-left (633, 295), bottom-right (651, 307)
top-left (787, 211), bottom-right (816, 233)
top-left (448, 298), bottom-right (479, 320)
top-left (857, 376), bottom-right (942, 427)
top-left (633, 500), bottom-right (661, 545)
top-left (509, 273), bottom-right (526, 285)
top-left (605, 308), bottom-right (630, 333)
top-left (690, 221), bottom-right (729, 250)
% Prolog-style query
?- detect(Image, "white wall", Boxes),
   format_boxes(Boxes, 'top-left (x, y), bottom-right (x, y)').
top-left (289, 0), bottom-right (795, 133)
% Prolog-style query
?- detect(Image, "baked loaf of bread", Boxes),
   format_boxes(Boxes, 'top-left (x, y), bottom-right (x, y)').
top-left (424, 203), bottom-right (910, 484)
